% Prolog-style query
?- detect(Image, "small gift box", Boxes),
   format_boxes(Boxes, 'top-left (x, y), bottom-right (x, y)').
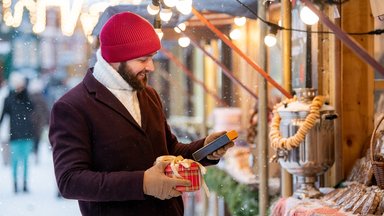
top-left (165, 162), bottom-right (201, 192)
top-left (156, 155), bottom-right (207, 193)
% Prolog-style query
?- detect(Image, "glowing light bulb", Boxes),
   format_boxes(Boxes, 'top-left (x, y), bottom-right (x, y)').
top-left (174, 27), bottom-right (181, 33)
top-left (229, 29), bottom-right (241, 40)
top-left (234, 17), bottom-right (246, 26)
top-left (178, 36), bottom-right (190, 47)
top-left (147, 3), bottom-right (160, 15)
top-left (155, 29), bottom-right (164, 40)
top-left (177, 23), bottom-right (186, 31)
top-left (160, 8), bottom-right (172, 22)
top-left (176, 0), bottom-right (192, 15)
top-left (163, 0), bottom-right (177, 8)
top-left (264, 33), bottom-right (277, 47)
top-left (300, 6), bottom-right (319, 25)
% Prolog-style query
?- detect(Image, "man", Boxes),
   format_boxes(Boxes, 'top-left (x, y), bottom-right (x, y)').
top-left (49, 12), bottom-right (233, 216)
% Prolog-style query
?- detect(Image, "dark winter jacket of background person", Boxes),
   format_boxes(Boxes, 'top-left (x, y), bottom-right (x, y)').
top-left (0, 89), bottom-right (34, 141)
top-left (49, 70), bottom-right (214, 216)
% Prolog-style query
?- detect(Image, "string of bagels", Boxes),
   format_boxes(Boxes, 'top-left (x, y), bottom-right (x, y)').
top-left (269, 95), bottom-right (325, 150)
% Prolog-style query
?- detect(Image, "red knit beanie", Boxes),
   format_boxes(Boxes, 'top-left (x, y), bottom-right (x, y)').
top-left (100, 12), bottom-right (161, 63)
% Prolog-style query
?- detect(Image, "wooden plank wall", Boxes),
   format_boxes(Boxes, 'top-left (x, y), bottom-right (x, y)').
top-left (316, 4), bottom-right (339, 186)
top-left (341, 0), bottom-right (374, 177)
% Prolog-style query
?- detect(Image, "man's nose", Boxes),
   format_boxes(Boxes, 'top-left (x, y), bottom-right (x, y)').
top-left (145, 60), bottom-right (155, 72)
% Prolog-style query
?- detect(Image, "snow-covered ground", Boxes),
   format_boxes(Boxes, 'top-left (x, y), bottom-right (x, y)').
top-left (0, 138), bottom-right (81, 216)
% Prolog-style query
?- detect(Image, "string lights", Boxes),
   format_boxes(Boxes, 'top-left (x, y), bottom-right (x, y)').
top-left (174, 24), bottom-right (189, 47)
top-left (176, 0), bottom-right (193, 15)
top-left (235, 0), bottom-right (384, 47)
top-left (4, 0), bottom-right (380, 47)
top-left (147, 0), bottom-right (161, 15)
top-left (163, 0), bottom-right (177, 8)
top-left (148, 0), bottom-right (193, 43)
top-left (174, 22), bottom-right (186, 33)
top-left (159, 6), bottom-right (173, 22)
top-left (264, 26), bottom-right (278, 47)
top-left (229, 16), bottom-right (247, 41)
top-left (147, 0), bottom-right (193, 22)
top-left (1, 0), bottom-right (110, 39)
top-left (153, 13), bottom-right (164, 40)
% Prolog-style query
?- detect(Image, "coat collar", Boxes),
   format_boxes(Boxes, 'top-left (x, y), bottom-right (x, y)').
top-left (83, 69), bottom-right (151, 134)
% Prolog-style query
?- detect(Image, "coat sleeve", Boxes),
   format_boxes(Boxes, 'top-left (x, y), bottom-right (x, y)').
top-left (49, 100), bottom-right (146, 202)
top-left (146, 88), bottom-right (218, 166)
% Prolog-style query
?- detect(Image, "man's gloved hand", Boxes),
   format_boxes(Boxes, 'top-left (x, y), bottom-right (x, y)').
top-left (143, 161), bottom-right (191, 200)
top-left (204, 131), bottom-right (234, 160)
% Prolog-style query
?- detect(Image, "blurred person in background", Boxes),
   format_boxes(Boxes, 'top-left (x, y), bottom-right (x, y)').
top-left (0, 72), bottom-right (34, 193)
top-left (28, 78), bottom-right (50, 164)
top-left (44, 70), bottom-right (69, 110)
top-left (0, 79), bottom-right (10, 166)
top-left (49, 12), bottom-right (233, 216)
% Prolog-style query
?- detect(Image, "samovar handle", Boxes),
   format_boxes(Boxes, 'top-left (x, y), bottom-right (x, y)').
top-left (322, 113), bottom-right (338, 120)
top-left (270, 149), bottom-right (289, 163)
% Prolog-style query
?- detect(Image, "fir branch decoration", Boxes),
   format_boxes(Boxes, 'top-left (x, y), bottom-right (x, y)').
top-left (204, 167), bottom-right (259, 216)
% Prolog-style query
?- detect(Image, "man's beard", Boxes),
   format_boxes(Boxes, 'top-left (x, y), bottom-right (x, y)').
top-left (117, 62), bottom-right (147, 91)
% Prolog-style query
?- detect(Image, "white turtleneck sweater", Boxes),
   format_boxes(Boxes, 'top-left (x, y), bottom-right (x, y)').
top-left (92, 49), bottom-right (141, 126)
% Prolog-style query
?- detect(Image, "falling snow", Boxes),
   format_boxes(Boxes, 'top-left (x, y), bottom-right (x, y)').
top-left (0, 139), bottom-right (80, 216)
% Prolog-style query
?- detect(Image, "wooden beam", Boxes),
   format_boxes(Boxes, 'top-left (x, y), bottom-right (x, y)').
top-left (186, 12), bottom-right (235, 26)
top-left (301, 0), bottom-right (384, 75)
top-left (191, 7), bottom-right (293, 98)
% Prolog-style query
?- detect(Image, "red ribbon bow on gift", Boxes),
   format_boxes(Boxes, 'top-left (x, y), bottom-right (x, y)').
top-left (155, 155), bottom-right (210, 197)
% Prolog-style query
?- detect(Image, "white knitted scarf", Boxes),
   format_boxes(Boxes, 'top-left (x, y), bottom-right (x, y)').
top-left (93, 49), bottom-right (141, 126)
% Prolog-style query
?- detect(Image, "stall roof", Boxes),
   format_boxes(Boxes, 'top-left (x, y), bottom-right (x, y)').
top-left (193, 0), bottom-right (258, 19)
top-left (91, 0), bottom-right (258, 36)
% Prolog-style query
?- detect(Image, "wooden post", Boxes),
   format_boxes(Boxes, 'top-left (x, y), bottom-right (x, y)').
top-left (302, 0), bottom-right (376, 184)
top-left (257, 2), bottom-right (269, 216)
top-left (281, 0), bottom-right (293, 198)
top-left (340, 0), bottom-right (374, 176)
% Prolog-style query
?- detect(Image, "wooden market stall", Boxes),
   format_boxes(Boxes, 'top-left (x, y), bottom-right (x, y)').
top-left (90, 0), bottom-right (384, 215)
top-left (266, 0), bottom-right (384, 215)
top-left (196, 0), bottom-right (384, 214)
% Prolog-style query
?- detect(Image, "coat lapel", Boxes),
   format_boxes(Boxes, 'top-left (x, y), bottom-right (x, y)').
top-left (137, 90), bottom-right (149, 132)
top-left (83, 70), bottom-right (145, 134)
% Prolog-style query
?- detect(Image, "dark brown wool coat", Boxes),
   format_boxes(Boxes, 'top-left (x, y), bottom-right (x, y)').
top-left (49, 70), bottom-right (212, 216)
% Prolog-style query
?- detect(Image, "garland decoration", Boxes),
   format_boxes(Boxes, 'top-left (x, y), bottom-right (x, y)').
top-left (269, 95), bottom-right (325, 150)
